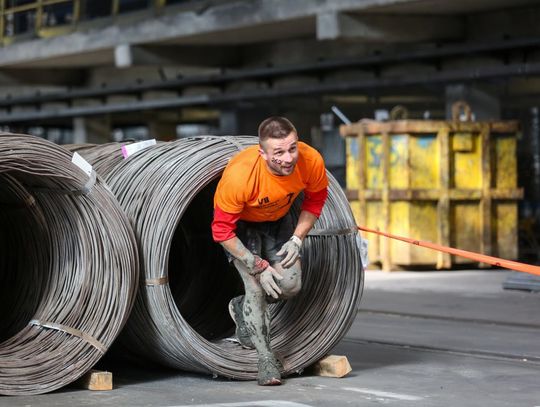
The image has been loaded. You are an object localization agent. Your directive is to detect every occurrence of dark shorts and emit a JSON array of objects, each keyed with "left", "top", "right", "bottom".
[{"left": 228, "top": 212, "right": 295, "bottom": 265}]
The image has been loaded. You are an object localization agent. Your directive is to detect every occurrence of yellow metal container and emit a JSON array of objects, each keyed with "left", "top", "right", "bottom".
[{"left": 341, "top": 109, "right": 523, "bottom": 270}]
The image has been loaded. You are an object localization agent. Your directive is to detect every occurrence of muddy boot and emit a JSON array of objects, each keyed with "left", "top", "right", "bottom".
[
  {"left": 228, "top": 295, "right": 254, "bottom": 349},
  {"left": 257, "top": 355, "right": 282, "bottom": 386}
]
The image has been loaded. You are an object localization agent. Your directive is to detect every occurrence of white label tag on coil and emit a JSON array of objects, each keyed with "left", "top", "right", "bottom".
[
  {"left": 121, "top": 139, "right": 156, "bottom": 159},
  {"left": 356, "top": 234, "right": 369, "bottom": 268},
  {"left": 71, "top": 152, "right": 93, "bottom": 177}
]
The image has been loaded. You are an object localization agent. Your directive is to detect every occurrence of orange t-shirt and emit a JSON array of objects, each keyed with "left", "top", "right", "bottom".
[{"left": 214, "top": 142, "right": 328, "bottom": 222}]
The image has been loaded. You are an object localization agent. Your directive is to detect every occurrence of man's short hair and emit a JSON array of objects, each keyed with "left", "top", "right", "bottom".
[{"left": 258, "top": 116, "right": 297, "bottom": 143}]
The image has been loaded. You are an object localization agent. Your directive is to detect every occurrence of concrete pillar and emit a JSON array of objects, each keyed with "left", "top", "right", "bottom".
[
  {"left": 518, "top": 107, "right": 540, "bottom": 215},
  {"left": 320, "top": 112, "right": 346, "bottom": 186},
  {"left": 148, "top": 121, "right": 177, "bottom": 141},
  {"left": 445, "top": 84, "right": 500, "bottom": 121},
  {"left": 114, "top": 44, "right": 133, "bottom": 68},
  {"left": 72, "top": 116, "right": 111, "bottom": 144}
]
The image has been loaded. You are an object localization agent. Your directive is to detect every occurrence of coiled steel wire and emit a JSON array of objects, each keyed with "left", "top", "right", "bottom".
[
  {"left": 0, "top": 133, "right": 139, "bottom": 395},
  {"left": 73, "top": 136, "right": 363, "bottom": 380}
]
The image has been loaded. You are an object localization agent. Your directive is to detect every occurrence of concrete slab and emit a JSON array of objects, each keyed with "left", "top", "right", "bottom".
[
  {"left": 361, "top": 270, "right": 540, "bottom": 326},
  {"left": 349, "top": 312, "right": 540, "bottom": 360},
  {"left": 4, "top": 340, "right": 540, "bottom": 407},
  {"left": 2, "top": 270, "right": 540, "bottom": 406}
]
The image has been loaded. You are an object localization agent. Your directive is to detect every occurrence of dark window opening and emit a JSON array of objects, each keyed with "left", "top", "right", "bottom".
[
  {"left": 118, "top": 0, "right": 150, "bottom": 13},
  {"left": 81, "top": 0, "right": 113, "bottom": 19},
  {"left": 43, "top": 3, "right": 74, "bottom": 27}
]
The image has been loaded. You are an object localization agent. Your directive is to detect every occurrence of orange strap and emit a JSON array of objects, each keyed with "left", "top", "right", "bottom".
[{"left": 358, "top": 225, "right": 540, "bottom": 277}]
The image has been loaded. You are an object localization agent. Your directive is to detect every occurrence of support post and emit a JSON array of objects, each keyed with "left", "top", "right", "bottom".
[
  {"left": 479, "top": 124, "right": 492, "bottom": 266},
  {"left": 437, "top": 126, "right": 452, "bottom": 269},
  {"left": 381, "top": 128, "right": 391, "bottom": 271}
]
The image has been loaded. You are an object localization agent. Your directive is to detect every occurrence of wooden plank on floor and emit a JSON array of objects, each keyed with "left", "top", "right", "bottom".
[
  {"left": 78, "top": 369, "right": 113, "bottom": 391},
  {"left": 312, "top": 355, "right": 352, "bottom": 378}
]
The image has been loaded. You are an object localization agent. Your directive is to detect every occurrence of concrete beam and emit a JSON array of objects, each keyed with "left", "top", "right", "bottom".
[
  {"left": 0, "top": 68, "right": 85, "bottom": 86},
  {"left": 1, "top": 59, "right": 538, "bottom": 124},
  {"left": 0, "top": 0, "right": 427, "bottom": 68},
  {"left": 468, "top": 5, "right": 540, "bottom": 40},
  {"left": 114, "top": 44, "right": 240, "bottom": 68},
  {"left": 317, "top": 11, "right": 464, "bottom": 42}
]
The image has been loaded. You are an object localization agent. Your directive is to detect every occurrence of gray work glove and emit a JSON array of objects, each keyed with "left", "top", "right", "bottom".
[
  {"left": 277, "top": 235, "right": 302, "bottom": 268},
  {"left": 258, "top": 267, "right": 283, "bottom": 299}
]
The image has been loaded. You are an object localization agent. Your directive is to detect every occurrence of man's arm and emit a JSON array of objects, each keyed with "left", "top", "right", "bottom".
[
  {"left": 277, "top": 187, "right": 328, "bottom": 268},
  {"left": 220, "top": 236, "right": 284, "bottom": 299},
  {"left": 213, "top": 206, "right": 276, "bottom": 279},
  {"left": 220, "top": 236, "right": 258, "bottom": 270},
  {"left": 292, "top": 210, "right": 318, "bottom": 241}
]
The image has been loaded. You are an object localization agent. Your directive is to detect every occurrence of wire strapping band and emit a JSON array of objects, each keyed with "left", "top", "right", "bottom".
[
  {"left": 195, "top": 135, "right": 245, "bottom": 152},
  {"left": 308, "top": 227, "right": 358, "bottom": 236},
  {"left": 29, "top": 319, "right": 107, "bottom": 354},
  {"left": 221, "top": 136, "right": 246, "bottom": 152},
  {"left": 28, "top": 170, "right": 97, "bottom": 196},
  {"left": 80, "top": 170, "right": 97, "bottom": 195},
  {"left": 145, "top": 276, "right": 169, "bottom": 286}
]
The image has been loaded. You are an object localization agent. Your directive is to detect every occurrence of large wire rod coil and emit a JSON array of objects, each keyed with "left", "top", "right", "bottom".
[
  {"left": 76, "top": 136, "right": 363, "bottom": 379},
  {"left": 0, "top": 134, "right": 139, "bottom": 395}
]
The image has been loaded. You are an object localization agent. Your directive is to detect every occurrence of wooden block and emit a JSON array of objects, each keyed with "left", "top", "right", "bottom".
[
  {"left": 78, "top": 370, "right": 113, "bottom": 391},
  {"left": 312, "top": 355, "right": 352, "bottom": 378}
]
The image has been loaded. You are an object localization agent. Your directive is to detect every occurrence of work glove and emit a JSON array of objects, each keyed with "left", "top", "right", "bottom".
[
  {"left": 277, "top": 235, "right": 302, "bottom": 268},
  {"left": 258, "top": 267, "right": 283, "bottom": 299}
]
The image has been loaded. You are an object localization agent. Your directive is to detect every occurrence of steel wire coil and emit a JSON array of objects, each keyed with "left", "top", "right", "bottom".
[
  {"left": 0, "top": 133, "right": 139, "bottom": 395},
  {"left": 66, "top": 141, "right": 133, "bottom": 175},
  {"left": 74, "top": 136, "right": 363, "bottom": 379}
]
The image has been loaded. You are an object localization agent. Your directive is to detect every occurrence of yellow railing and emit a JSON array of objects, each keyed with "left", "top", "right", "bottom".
[{"left": 0, "top": 0, "right": 186, "bottom": 44}]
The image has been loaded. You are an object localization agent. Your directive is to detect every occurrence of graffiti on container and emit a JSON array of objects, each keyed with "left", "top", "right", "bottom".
[
  {"left": 417, "top": 135, "right": 436, "bottom": 149},
  {"left": 366, "top": 135, "right": 408, "bottom": 188},
  {"left": 367, "top": 135, "right": 408, "bottom": 168},
  {"left": 349, "top": 138, "right": 359, "bottom": 157},
  {"left": 391, "top": 135, "right": 407, "bottom": 167}
]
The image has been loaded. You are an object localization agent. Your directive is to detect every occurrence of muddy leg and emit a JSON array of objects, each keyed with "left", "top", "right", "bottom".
[
  {"left": 233, "top": 259, "right": 281, "bottom": 385},
  {"left": 234, "top": 259, "right": 272, "bottom": 356}
]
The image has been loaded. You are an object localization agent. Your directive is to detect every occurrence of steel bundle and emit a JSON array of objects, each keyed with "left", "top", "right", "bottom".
[
  {"left": 74, "top": 136, "right": 363, "bottom": 380},
  {"left": 0, "top": 134, "right": 139, "bottom": 395}
]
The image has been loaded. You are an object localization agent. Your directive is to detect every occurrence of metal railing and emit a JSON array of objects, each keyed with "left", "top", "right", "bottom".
[{"left": 0, "top": 0, "right": 191, "bottom": 44}]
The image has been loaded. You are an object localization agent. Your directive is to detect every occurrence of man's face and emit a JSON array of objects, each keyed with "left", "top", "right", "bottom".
[{"left": 259, "top": 131, "right": 299, "bottom": 176}]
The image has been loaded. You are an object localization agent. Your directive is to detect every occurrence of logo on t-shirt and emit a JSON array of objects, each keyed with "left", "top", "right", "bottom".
[
  {"left": 256, "top": 192, "right": 296, "bottom": 210},
  {"left": 285, "top": 192, "right": 294, "bottom": 204}
]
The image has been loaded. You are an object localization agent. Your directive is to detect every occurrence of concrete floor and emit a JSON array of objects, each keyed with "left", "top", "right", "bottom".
[{"left": 3, "top": 270, "right": 540, "bottom": 406}]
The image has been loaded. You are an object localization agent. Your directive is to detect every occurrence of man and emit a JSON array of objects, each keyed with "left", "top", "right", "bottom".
[{"left": 212, "top": 116, "right": 328, "bottom": 385}]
